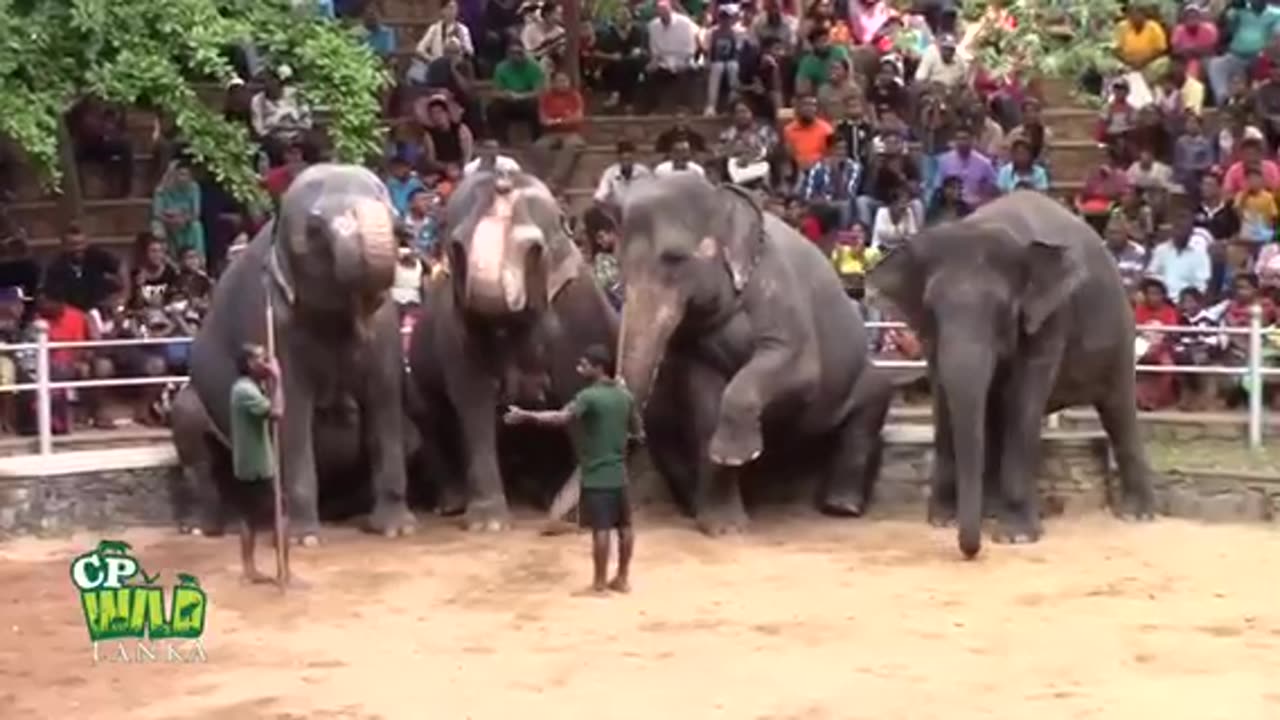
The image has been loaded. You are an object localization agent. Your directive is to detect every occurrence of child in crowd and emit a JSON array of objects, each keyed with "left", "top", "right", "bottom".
[{"left": 1235, "top": 167, "right": 1279, "bottom": 245}]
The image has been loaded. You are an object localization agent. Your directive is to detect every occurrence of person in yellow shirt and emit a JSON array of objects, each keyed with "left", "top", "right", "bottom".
[
  {"left": 829, "top": 224, "right": 882, "bottom": 297},
  {"left": 1235, "top": 166, "right": 1279, "bottom": 244},
  {"left": 1114, "top": 5, "right": 1168, "bottom": 70}
]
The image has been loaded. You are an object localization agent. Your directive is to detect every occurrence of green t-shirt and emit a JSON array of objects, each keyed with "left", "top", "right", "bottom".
[
  {"left": 230, "top": 377, "right": 274, "bottom": 481},
  {"left": 795, "top": 45, "right": 850, "bottom": 89},
  {"left": 570, "top": 380, "right": 634, "bottom": 490},
  {"left": 493, "top": 58, "right": 546, "bottom": 94}
]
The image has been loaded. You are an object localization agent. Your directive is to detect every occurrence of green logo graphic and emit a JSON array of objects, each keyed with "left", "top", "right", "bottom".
[{"left": 69, "top": 540, "right": 209, "bottom": 662}]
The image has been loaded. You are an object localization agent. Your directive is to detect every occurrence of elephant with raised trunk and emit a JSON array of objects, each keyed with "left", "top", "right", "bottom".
[
  {"left": 407, "top": 170, "right": 617, "bottom": 530},
  {"left": 616, "top": 175, "right": 877, "bottom": 534},
  {"left": 868, "top": 190, "right": 1155, "bottom": 559},
  {"left": 174, "top": 164, "right": 415, "bottom": 544}
]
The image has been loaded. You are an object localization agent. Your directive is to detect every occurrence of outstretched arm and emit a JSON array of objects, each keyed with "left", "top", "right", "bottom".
[{"left": 504, "top": 400, "right": 579, "bottom": 428}]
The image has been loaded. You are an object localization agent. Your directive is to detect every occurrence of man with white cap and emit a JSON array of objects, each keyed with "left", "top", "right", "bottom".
[{"left": 914, "top": 33, "right": 968, "bottom": 89}]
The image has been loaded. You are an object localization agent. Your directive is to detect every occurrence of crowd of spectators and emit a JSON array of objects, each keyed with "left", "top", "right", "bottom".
[{"left": 6, "top": 0, "right": 1280, "bottom": 437}]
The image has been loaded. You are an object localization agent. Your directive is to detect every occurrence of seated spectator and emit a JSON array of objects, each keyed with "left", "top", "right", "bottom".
[
  {"left": 1130, "top": 104, "right": 1173, "bottom": 163},
  {"left": 594, "top": 7, "right": 649, "bottom": 109},
  {"left": 857, "top": 131, "right": 923, "bottom": 228},
  {"left": 1173, "top": 113, "right": 1216, "bottom": 194},
  {"left": 925, "top": 175, "right": 972, "bottom": 224},
  {"left": 1008, "top": 98, "right": 1053, "bottom": 166},
  {"left": 360, "top": 5, "right": 396, "bottom": 61},
  {"left": 654, "top": 139, "right": 706, "bottom": 178},
  {"left": 489, "top": 43, "right": 545, "bottom": 144},
  {"left": 422, "top": 96, "right": 475, "bottom": 171},
  {"left": 703, "top": 6, "right": 744, "bottom": 116},
  {"left": 174, "top": 246, "right": 212, "bottom": 314},
  {"left": 849, "top": 0, "right": 896, "bottom": 48},
  {"left": 655, "top": 110, "right": 710, "bottom": 156},
  {"left": 1076, "top": 145, "right": 1133, "bottom": 233},
  {"left": 1235, "top": 166, "right": 1279, "bottom": 244},
  {"left": 478, "top": 0, "right": 523, "bottom": 72},
  {"left": 1207, "top": 0, "right": 1276, "bottom": 105},
  {"left": 751, "top": 0, "right": 800, "bottom": 54},
  {"left": 391, "top": 236, "right": 426, "bottom": 313},
  {"left": 42, "top": 224, "right": 123, "bottom": 314},
  {"left": 593, "top": 141, "right": 652, "bottom": 208},
  {"left": 914, "top": 32, "right": 968, "bottom": 90},
  {"left": 384, "top": 155, "right": 426, "bottom": 218},
  {"left": 588, "top": 222, "right": 623, "bottom": 310},
  {"left": 935, "top": 125, "right": 998, "bottom": 208},
  {"left": 1213, "top": 237, "right": 1257, "bottom": 299},
  {"left": 1170, "top": 3, "right": 1218, "bottom": 81},
  {"left": 1154, "top": 57, "right": 1205, "bottom": 125},
  {"left": 1148, "top": 211, "right": 1212, "bottom": 300},
  {"left": 1104, "top": 213, "right": 1150, "bottom": 294},
  {"left": 150, "top": 160, "right": 205, "bottom": 261},
  {"left": 1132, "top": 277, "right": 1180, "bottom": 410},
  {"left": 1127, "top": 146, "right": 1175, "bottom": 194},
  {"left": 1256, "top": 235, "right": 1280, "bottom": 288},
  {"left": 870, "top": 188, "right": 920, "bottom": 252},
  {"left": 37, "top": 293, "right": 104, "bottom": 431},
  {"left": 1114, "top": 3, "right": 1168, "bottom": 75},
  {"left": 795, "top": 28, "right": 850, "bottom": 97},
  {"left": 833, "top": 95, "right": 874, "bottom": 168},
  {"left": 645, "top": 0, "right": 700, "bottom": 111},
  {"left": 522, "top": 2, "right": 567, "bottom": 74},
  {"left": 261, "top": 141, "right": 309, "bottom": 204},
  {"left": 1254, "top": 61, "right": 1280, "bottom": 151},
  {"left": 0, "top": 236, "right": 39, "bottom": 310},
  {"left": 996, "top": 137, "right": 1048, "bottom": 194},
  {"left": 1220, "top": 273, "right": 1279, "bottom": 400},
  {"left": 818, "top": 58, "right": 864, "bottom": 124},
  {"left": 865, "top": 56, "right": 910, "bottom": 120},
  {"left": 1172, "top": 286, "right": 1226, "bottom": 410},
  {"left": 530, "top": 71, "right": 586, "bottom": 189},
  {"left": 414, "top": 40, "right": 481, "bottom": 130},
  {"left": 0, "top": 287, "right": 22, "bottom": 430},
  {"left": 249, "top": 66, "right": 312, "bottom": 167},
  {"left": 719, "top": 100, "right": 780, "bottom": 187},
  {"left": 796, "top": 136, "right": 859, "bottom": 228},
  {"left": 130, "top": 233, "right": 179, "bottom": 310},
  {"left": 402, "top": 188, "right": 443, "bottom": 255},
  {"left": 67, "top": 97, "right": 133, "bottom": 198},
  {"left": 410, "top": 0, "right": 475, "bottom": 83},
  {"left": 783, "top": 95, "right": 834, "bottom": 175},
  {"left": 1193, "top": 172, "right": 1242, "bottom": 243},
  {"left": 829, "top": 222, "right": 880, "bottom": 298},
  {"left": 1223, "top": 127, "right": 1280, "bottom": 194},
  {"left": 464, "top": 138, "right": 522, "bottom": 175},
  {"left": 1112, "top": 185, "right": 1157, "bottom": 247},
  {"left": 1096, "top": 79, "right": 1138, "bottom": 149},
  {"left": 742, "top": 37, "right": 788, "bottom": 122}
]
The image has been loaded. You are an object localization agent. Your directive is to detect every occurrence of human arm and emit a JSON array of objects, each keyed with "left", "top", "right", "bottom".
[
  {"left": 503, "top": 400, "right": 579, "bottom": 427},
  {"left": 249, "top": 94, "right": 268, "bottom": 138},
  {"left": 458, "top": 124, "right": 474, "bottom": 165},
  {"left": 232, "top": 378, "right": 275, "bottom": 419},
  {"left": 416, "top": 24, "right": 440, "bottom": 59}
]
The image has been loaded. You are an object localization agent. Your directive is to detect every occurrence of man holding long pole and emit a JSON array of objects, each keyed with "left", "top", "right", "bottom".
[{"left": 228, "top": 343, "right": 290, "bottom": 585}]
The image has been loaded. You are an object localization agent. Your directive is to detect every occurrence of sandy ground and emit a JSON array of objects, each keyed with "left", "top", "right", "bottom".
[{"left": 2, "top": 511, "right": 1279, "bottom": 720}]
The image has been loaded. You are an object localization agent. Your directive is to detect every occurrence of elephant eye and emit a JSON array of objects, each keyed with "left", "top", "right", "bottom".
[{"left": 659, "top": 250, "right": 688, "bottom": 266}]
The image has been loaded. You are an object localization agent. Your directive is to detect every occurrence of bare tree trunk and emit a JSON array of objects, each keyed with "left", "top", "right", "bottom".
[
  {"left": 56, "top": 113, "right": 84, "bottom": 220},
  {"left": 564, "top": 0, "right": 581, "bottom": 88}
]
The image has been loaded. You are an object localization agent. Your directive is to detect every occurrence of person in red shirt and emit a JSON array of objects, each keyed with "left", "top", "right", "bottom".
[
  {"left": 35, "top": 294, "right": 112, "bottom": 430},
  {"left": 1133, "top": 278, "right": 1181, "bottom": 410},
  {"left": 530, "top": 70, "right": 586, "bottom": 190},
  {"left": 260, "top": 142, "right": 308, "bottom": 204}
]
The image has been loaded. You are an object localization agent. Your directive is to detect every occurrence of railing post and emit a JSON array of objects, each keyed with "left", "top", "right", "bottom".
[
  {"left": 1247, "top": 303, "right": 1264, "bottom": 451},
  {"left": 33, "top": 319, "right": 52, "bottom": 456}
]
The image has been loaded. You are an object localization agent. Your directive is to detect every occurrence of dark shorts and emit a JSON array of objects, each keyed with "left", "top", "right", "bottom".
[
  {"left": 229, "top": 477, "right": 279, "bottom": 529},
  {"left": 580, "top": 486, "right": 631, "bottom": 531}
]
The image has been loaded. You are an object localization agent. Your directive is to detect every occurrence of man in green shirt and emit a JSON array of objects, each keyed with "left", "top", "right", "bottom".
[
  {"left": 489, "top": 42, "right": 545, "bottom": 144},
  {"left": 229, "top": 343, "right": 283, "bottom": 585},
  {"left": 504, "top": 345, "right": 637, "bottom": 595},
  {"left": 795, "top": 28, "right": 850, "bottom": 96}
]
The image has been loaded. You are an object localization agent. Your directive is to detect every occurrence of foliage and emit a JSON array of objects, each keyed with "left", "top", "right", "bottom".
[
  {"left": 0, "top": 0, "right": 389, "bottom": 206},
  {"left": 956, "top": 0, "right": 1185, "bottom": 91}
]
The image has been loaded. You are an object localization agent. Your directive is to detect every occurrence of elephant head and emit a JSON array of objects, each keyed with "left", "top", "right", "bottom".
[
  {"left": 275, "top": 164, "right": 397, "bottom": 331},
  {"left": 616, "top": 175, "right": 762, "bottom": 409},
  {"left": 866, "top": 196, "right": 1088, "bottom": 558},
  {"left": 444, "top": 170, "right": 581, "bottom": 320}
]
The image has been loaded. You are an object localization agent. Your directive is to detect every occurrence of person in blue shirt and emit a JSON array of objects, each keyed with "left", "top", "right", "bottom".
[
  {"left": 1207, "top": 0, "right": 1277, "bottom": 103},
  {"left": 383, "top": 155, "right": 426, "bottom": 218},
  {"left": 996, "top": 137, "right": 1050, "bottom": 194},
  {"left": 361, "top": 5, "right": 396, "bottom": 60}
]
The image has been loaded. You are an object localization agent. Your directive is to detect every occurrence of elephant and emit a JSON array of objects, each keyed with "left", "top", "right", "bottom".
[
  {"left": 174, "top": 163, "right": 415, "bottom": 545},
  {"left": 406, "top": 170, "right": 618, "bottom": 530},
  {"left": 867, "top": 190, "right": 1155, "bottom": 559},
  {"left": 615, "top": 174, "right": 875, "bottom": 534}
]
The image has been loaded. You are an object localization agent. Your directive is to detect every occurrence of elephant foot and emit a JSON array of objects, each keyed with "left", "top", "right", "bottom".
[
  {"left": 366, "top": 502, "right": 417, "bottom": 538},
  {"left": 436, "top": 484, "right": 468, "bottom": 517},
  {"left": 463, "top": 499, "right": 511, "bottom": 532},
  {"left": 1114, "top": 489, "right": 1156, "bottom": 522},
  {"left": 708, "top": 414, "right": 763, "bottom": 468},
  {"left": 991, "top": 514, "right": 1042, "bottom": 545},
  {"left": 927, "top": 501, "right": 957, "bottom": 528},
  {"left": 819, "top": 493, "right": 866, "bottom": 518},
  {"left": 696, "top": 502, "right": 749, "bottom": 537},
  {"left": 295, "top": 532, "right": 322, "bottom": 548}
]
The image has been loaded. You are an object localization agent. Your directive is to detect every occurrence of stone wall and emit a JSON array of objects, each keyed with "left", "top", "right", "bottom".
[{"left": 0, "top": 465, "right": 181, "bottom": 537}]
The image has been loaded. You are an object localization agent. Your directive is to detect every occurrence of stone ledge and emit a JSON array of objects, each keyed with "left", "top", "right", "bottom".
[{"left": 0, "top": 445, "right": 177, "bottom": 479}]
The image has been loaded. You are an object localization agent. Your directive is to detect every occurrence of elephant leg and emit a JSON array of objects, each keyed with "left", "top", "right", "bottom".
[
  {"left": 1095, "top": 380, "right": 1156, "bottom": 521},
  {"left": 927, "top": 385, "right": 958, "bottom": 527},
  {"left": 983, "top": 393, "right": 1005, "bottom": 519},
  {"left": 992, "top": 359, "right": 1056, "bottom": 544},
  {"left": 279, "top": 352, "right": 321, "bottom": 546},
  {"left": 686, "top": 362, "right": 746, "bottom": 535},
  {"left": 359, "top": 334, "right": 416, "bottom": 538},
  {"left": 452, "top": 372, "right": 510, "bottom": 531},
  {"left": 414, "top": 404, "right": 467, "bottom": 516},
  {"left": 642, "top": 360, "right": 700, "bottom": 515},
  {"left": 820, "top": 372, "right": 892, "bottom": 517}
]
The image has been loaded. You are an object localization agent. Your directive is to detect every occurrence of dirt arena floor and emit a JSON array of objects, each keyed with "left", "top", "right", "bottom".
[{"left": 2, "top": 511, "right": 1279, "bottom": 720}]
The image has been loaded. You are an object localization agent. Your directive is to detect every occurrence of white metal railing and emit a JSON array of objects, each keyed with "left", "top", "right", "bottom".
[{"left": 3, "top": 303, "right": 1274, "bottom": 456}]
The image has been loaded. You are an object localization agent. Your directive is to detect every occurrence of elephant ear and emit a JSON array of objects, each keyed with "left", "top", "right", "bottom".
[
  {"left": 713, "top": 184, "right": 764, "bottom": 292},
  {"left": 545, "top": 233, "right": 584, "bottom": 302},
  {"left": 1017, "top": 232, "right": 1088, "bottom": 337},
  {"left": 866, "top": 244, "right": 926, "bottom": 330}
]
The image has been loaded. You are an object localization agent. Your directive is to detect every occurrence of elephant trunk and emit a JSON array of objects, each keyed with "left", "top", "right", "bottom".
[
  {"left": 463, "top": 194, "right": 531, "bottom": 316},
  {"left": 618, "top": 279, "right": 683, "bottom": 410},
  {"left": 334, "top": 198, "right": 397, "bottom": 317},
  {"left": 937, "top": 341, "right": 993, "bottom": 560}
]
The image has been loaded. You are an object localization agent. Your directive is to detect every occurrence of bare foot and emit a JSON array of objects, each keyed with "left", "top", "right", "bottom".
[
  {"left": 572, "top": 584, "right": 609, "bottom": 598},
  {"left": 243, "top": 570, "right": 274, "bottom": 585},
  {"left": 279, "top": 574, "right": 310, "bottom": 590},
  {"left": 607, "top": 577, "right": 631, "bottom": 594}
]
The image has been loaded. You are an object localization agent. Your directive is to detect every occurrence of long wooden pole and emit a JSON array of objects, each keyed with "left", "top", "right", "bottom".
[{"left": 263, "top": 273, "right": 289, "bottom": 590}]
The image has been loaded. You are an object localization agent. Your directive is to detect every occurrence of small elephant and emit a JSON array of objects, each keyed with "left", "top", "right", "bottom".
[
  {"left": 616, "top": 175, "right": 874, "bottom": 534},
  {"left": 407, "top": 170, "right": 618, "bottom": 530},
  {"left": 178, "top": 164, "right": 415, "bottom": 544},
  {"left": 868, "top": 190, "right": 1155, "bottom": 559}
]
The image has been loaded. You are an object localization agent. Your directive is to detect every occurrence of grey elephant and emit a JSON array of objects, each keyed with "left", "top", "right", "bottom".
[
  {"left": 407, "top": 170, "right": 618, "bottom": 530},
  {"left": 867, "top": 190, "right": 1155, "bottom": 559},
  {"left": 173, "top": 164, "right": 415, "bottom": 544},
  {"left": 616, "top": 175, "right": 876, "bottom": 534}
]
